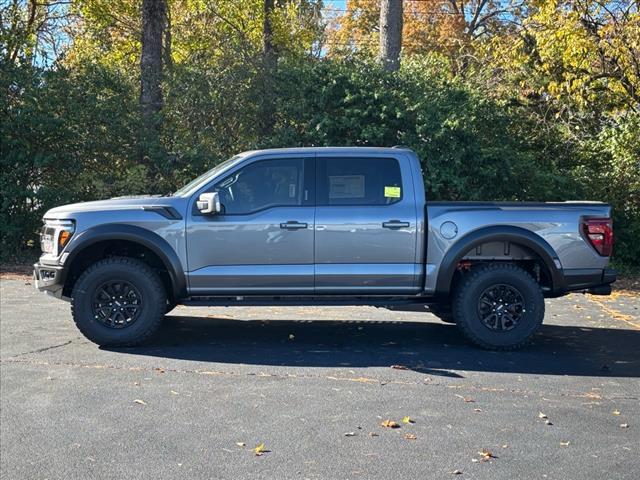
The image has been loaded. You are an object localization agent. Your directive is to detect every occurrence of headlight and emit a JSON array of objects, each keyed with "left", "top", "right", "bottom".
[{"left": 40, "top": 220, "right": 75, "bottom": 255}]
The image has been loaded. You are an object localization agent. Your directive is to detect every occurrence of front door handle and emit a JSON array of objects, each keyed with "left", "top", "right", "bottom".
[
  {"left": 382, "top": 220, "right": 410, "bottom": 229},
  {"left": 280, "top": 221, "right": 308, "bottom": 230}
]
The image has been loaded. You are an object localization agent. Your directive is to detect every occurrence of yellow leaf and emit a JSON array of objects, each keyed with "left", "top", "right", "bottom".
[
  {"left": 381, "top": 420, "right": 400, "bottom": 428},
  {"left": 253, "top": 443, "right": 267, "bottom": 455},
  {"left": 478, "top": 449, "right": 495, "bottom": 461},
  {"left": 402, "top": 416, "right": 414, "bottom": 424}
]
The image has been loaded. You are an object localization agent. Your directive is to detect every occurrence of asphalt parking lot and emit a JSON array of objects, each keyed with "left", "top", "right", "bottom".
[{"left": 1, "top": 277, "right": 639, "bottom": 480}]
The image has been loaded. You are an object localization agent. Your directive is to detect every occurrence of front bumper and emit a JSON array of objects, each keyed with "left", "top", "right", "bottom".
[{"left": 33, "top": 262, "right": 66, "bottom": 299}]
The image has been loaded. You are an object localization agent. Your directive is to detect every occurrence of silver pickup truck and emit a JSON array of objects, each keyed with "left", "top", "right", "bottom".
[{"left": 34, "top": 147, "right": 616, "bottom": 350}]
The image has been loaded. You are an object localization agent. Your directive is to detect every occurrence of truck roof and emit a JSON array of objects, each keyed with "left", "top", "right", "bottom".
[{"left": 241, "top": 146, "right": 414, "bottom": 156}]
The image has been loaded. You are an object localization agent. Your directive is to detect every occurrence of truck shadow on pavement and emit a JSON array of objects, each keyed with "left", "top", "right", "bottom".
[{"left": 107, "top": 315, "right": 640, "bottom": 378}]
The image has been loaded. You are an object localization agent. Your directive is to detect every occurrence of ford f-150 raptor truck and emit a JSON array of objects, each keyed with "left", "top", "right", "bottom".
[{"left": 34, "top": 147, "right": 617, "bottom": 350}]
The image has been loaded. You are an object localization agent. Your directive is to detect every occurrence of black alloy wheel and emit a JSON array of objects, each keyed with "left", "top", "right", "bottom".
[{"left": 92, "top": 280, "right": 143, "bottom": 329}]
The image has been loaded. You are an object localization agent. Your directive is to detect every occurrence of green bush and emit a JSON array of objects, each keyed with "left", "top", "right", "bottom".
[
  {"left": 270, "top": 58, "right": 576, "bottom": 202},
  {"left": 1, "top": 57, "right": 637, "bottom": 267},
  {"left": 1, "top": 63, "right": 140, "bottom": 258}
]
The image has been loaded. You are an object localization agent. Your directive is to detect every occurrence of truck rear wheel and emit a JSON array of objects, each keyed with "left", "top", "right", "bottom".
[
  {"left": 71, "top": 257, "right": 166, "bottom": 347},
  {"left": 452, "top": 263, "right": 544, "bottom": 350}
]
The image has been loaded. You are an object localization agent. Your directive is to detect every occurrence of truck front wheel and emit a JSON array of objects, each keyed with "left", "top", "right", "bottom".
[
  {"left": 71, "top": 257, "right": 167, "bottom": 347},
  {"left": 452, "top": 264, "right": 544, "bottom": 350}
]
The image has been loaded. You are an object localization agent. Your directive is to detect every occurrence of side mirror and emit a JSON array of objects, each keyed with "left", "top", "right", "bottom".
[{"left": 196, "top": 192, "right": 221, "bottom": 214}]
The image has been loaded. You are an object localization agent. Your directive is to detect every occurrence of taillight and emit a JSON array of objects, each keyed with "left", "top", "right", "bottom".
[{"left": 582, "top": 218, "right": 613, "bottom": 256}]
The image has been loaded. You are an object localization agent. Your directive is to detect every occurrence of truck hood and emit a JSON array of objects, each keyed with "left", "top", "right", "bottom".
[{"left": 43, "top": 195, "right": 171, "bottom": 219}]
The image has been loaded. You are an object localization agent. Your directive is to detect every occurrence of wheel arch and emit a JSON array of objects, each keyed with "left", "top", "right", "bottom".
[
  {"left": 62, "top": 224, "right": 187, "bottom": 301},
  {"left": 435, "top": 225, "right": 564, "bottom": 296}
]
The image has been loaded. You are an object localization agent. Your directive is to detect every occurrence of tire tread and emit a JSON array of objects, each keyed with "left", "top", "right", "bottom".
[
  {"left": 71, "top": 256, "right": 166, "bottom": 347},
  {"left": 452, "top": 263, "right": 543, "bottom": 351}
]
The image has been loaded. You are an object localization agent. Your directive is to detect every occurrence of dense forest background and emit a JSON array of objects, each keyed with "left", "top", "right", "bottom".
[{"left": 1, "top": 0, "right": 638, "bottom": 267}]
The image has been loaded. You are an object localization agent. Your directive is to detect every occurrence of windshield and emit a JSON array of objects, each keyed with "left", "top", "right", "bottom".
[{"left": 173, "top": 154, "right": 245, "bottom": 197}]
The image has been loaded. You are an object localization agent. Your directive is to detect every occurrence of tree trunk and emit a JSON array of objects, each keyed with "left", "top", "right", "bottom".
[
  {"left": 164, "top": 6, "right": 173, "bottom": 71},
  {"left": 140, "top": 0, "right": 166, "bottom": 160},
  {"left": 259, "top": 0, "right": 277, "bottom": 137},
  {"left": 379, "top": 0, "right": 403, "bottom": 72}
]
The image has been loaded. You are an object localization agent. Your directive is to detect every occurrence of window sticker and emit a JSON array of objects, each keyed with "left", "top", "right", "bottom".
[
  {"left": 384, "top": 186, "right": 401, "bottom": 198},
  {"left": 329, "top": 175, "right": 365, "bottom": 199}
]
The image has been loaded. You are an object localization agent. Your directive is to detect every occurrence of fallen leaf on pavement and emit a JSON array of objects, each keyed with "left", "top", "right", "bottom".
[
  {"left": 455, "top": 394, "right": 475, "bottom": 403},
  {"left": 613, "top": 410, "right": 621, "bottom": 416},
  {"left": 344, "top": 432, "right": 357, "bottom": 437},
  {"left": 474, "top": 408, "right": 483, "bottom": 412},
  {"left": 381, "top": 420, "right": 400, "bottom": 428},
  {"left": 170, "top": 390, "right": 179, "bottom": 395},
  {"left": 620, "top": 423, "right": 629, "bottom": 428},
  {"left": 236, "top": 442, "right": 245, "bottom": 447},
  {"left": 133, "top": 399, "right": 147, "bottom": 405},
  {"left": 452, "top": 470, "right": 463, "bottom": 475},
  {"left": 402, "top": 416, "right": 414, "bottom": 424},
  {"left": 253, "top": 443, "right": 268, "bottom": 456},
  {"left": 560, "top": 441, "right": 570, "bottom": 446},
  {"left": 390, "top": 365, "right": 408, "bottom": 370},
  {"left": 545, "top": 419, "right": 553, "bottom": 426},
  {"left": 538, "top": 412, "right": 548, "bottom": 419},
  {"left": 404, "top": 433, "right": 417, "bottom": 440},
  {"left": 477, "top": 449, "right": 495, "bottom": 462},
  {"left": 501, "top": 444, "right": 508, "bottom": 449}
]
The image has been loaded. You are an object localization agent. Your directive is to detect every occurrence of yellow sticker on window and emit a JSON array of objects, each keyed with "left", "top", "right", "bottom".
[{"left": 384, "top": 186, "right": 401, "bottom": 198}]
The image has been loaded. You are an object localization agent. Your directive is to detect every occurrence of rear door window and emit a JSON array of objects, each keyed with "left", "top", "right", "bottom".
[{"left": 316, "top": 157, "right": 403, "bottom": 206}]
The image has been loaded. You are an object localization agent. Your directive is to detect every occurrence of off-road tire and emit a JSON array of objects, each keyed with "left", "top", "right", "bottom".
[
  {"left": 452, "top": 263, "right": 544, "bottom": 350},
  {"left": 71, "top": 256, "right": 166, "bottom": 347}
]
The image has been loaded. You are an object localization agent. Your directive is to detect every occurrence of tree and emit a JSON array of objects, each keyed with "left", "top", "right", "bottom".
[
  {"left": 379, "top": 0, "right": 403, "bottom": 71},
  {"left": 259, "top": 0, "right": 278, "bottom": 135},
  {"left": 140, "top": 0, "right": 167, "bottom": 163},
  {"left": 327, "top": 1, "right": 523, "bottom": 73},
  {"left": 1, "top": 0, "right": 72, "bottom": 66}
]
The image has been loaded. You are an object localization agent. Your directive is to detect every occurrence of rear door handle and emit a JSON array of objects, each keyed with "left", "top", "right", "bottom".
[
  {"left": 382, "top": 220, "right": 410, "bottom": 229},
  {"left": 280, "top": 221, "right": 308, "bottom": 230}
]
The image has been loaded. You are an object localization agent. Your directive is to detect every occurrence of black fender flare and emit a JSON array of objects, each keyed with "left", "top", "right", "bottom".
[
  {"left": 434, "top": 225, "right": 564, "bottom": 296},
  {"left": 63, "top": 224, "right": 187, "bottom": 299}
]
